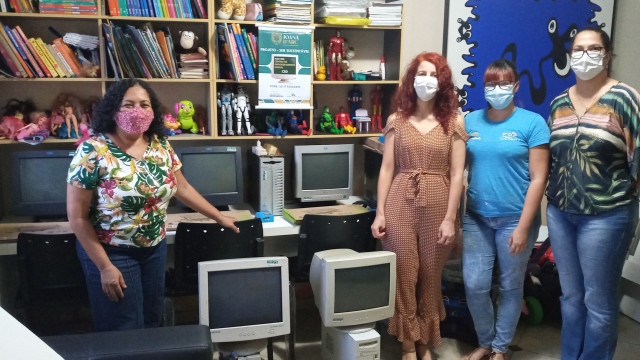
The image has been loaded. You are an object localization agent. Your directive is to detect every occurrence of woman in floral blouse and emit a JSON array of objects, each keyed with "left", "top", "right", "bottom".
[{"left": 67, "top": 79, "right": 239, "bottom": 331}]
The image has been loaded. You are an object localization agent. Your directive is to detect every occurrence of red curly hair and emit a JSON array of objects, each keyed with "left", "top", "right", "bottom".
[{"left": 392, "top": 52, "right": 458, "bottom": 133}]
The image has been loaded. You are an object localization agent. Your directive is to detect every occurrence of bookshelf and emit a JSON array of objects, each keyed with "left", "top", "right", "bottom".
[{"left": 0, "top": 0, "right": 404, "bottom": 143}]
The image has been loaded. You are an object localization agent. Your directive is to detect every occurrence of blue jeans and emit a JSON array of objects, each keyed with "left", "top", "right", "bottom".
[
  {"left": 547, "top": 200, "right": 638, "bottom": 360},
  {"left": 76, "top": 240, "right": 167, "bottom": 332},
  {"left": 462, "top": 211, "right": 539, "bottom": 353}
]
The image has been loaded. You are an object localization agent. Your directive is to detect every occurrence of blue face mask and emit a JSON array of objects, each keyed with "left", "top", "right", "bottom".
[{"left": 485, "top": 85, "right": 515, "bottom": 110}]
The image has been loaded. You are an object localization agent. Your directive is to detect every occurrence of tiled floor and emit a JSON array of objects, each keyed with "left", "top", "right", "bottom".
[{"left": 254, "top": 295, "right": 640, "bottom": 360}]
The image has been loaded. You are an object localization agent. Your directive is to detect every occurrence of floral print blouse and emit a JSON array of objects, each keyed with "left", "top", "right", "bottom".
[{"left": 67, "top": 133, "right": 182, "bottom": 247}]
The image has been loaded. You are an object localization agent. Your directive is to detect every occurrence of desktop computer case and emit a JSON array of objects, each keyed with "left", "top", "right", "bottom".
[
  {"left": 249, "top": 154, "right": 285, "bottom": 216},
  {"left": 321, "top": 324, "right": 381, "bottom": 360}
]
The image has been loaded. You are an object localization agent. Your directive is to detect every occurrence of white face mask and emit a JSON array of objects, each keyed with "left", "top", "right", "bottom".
[
  {"left": 485, "top": 85, "right": 515, "bottom": 110},
  {"left": 570, "top": 51, "right": 605, "bottom": 81},
  {"left": 414, "top": 75, "right": 439, "bottom": 102}
]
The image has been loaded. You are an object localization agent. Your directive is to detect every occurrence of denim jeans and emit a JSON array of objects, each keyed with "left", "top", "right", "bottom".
[
  {"left": 547, "top": 200, "right": 638, "bottom": 360},
  {"left": 76, "top": 240, "right": 167, "bottom": 332},
  {"left": 462, "top": 211, "right": 539, "bottom": 353}
]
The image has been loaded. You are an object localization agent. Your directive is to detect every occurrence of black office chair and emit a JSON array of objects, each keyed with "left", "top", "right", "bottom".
[
  {"left": 16, "top": 232, "right": 91, "bottom": 335},
  {"left": 293, "top": 211, "right": 377, "bottom": 282},
  {"left": 165, "top": 218, "right": 264, "bottom": 322}
]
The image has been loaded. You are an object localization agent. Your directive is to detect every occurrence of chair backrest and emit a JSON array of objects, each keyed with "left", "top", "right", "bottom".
[
  {"left": 295, "top": 211, "right": 377, "bottom": 281},
  {"left": 170, "top": 218, "right": 264, "bottom": 295},
  {"left": 16, "top": 232, "right": 87, "bottom": 304}
]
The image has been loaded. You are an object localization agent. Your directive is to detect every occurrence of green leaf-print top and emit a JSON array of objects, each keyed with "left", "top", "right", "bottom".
[
  {"left": 66, "top": 133, "right": 182, "bottom": 247},
  {"left": 547, "top": 83, "right": 640, "bottom": 215}
]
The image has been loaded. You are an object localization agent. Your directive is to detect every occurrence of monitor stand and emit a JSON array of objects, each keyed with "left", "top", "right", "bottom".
[
  {"left": 216, "top": 338, "right": 268, "bottom": 357},
  {"left": 320, "top": 323, "right": 380, "bottom": 360}
]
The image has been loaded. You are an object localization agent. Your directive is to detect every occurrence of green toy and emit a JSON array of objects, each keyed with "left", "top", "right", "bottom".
[
  {"left": 175, "top": 100, "right": 199, "bottom": 133},
  {"left": 319, "top": 106, "right": 343, "bottom": 134}
]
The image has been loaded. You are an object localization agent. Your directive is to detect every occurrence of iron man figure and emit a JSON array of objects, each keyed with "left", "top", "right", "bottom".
[{"left": 328, "top": 30, "right": 346, "bottom": 81}]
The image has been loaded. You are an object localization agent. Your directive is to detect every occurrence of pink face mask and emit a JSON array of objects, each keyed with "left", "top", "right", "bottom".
[{"left": 115, "top": 107, "right": 154, "bottom": 134}]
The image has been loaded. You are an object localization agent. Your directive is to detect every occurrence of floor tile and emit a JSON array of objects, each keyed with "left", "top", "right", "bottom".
[
  {"left": 510, "top": 349, "right": 559, "bottom": 360},
  {"left": 617, "top": 314, "right": 640, "bottom": 346},
  {"left": 614, "top": 340, "right": 640, "bottom": 360},
  {"left": 514, "top": 322, "right": 562, "bottom": 359}
]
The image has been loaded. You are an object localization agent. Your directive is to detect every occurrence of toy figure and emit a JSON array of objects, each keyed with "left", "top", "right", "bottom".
[
  {"left": 175, "top": 100, "right": 199, "bottom": 133},
  {"left": 163, "top": 114, "right": 181, "bottom": 136},
  {"left": 370, "top": 84, "right": 384, "bottom": 131},
  {"left": 62, "top": 100, "right": 79, "bottom": 139},
  {"left": 348, "top": 85, "right": 362, "bottom": 119},
  {"left": 234, "top": 86, "right": 253, "bottom": 135},
  {"left": 328, "top": 30, "right": 346, "bottom": 81},
  {"left": 266, "top": 111, "right": 286, "bottom": 137},
  {"left": 216, "top": 0, "right": 246, "bottom": 20},
  {"left": 178, "top": 30, "right": 207, "bottom": 57},
  {"left": 50, "top": 109, "right": 64, "bottom": 136},
  {"left": 287, "top": 110, "right": 312, "bottom": 135},
  {"left": 319, "top": 106, "right": 343, "bottom": 134},
  {"left": 0, "top": 115, "right": 26, "bottom": 139},
  {"left": 217, "top": 85, "right": 234, "bottom": 135},
  {"left": 335, "top": 107, "right": 356, "bottom": 134},
  {"left": 16, "top": 112, "right": 49, "bottom": 143}
]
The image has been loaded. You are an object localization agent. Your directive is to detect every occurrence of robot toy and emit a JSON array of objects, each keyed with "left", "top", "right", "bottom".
[
  {"left": 234, "top": 86, "right": 253, "bottom": 135},
  {"left": 335, "top": 107, "right": 356, "bottom": 134},
  {"left": 328, "top": 30, "right": 346, "bottom": 81},
  {"left": 370, "top": 84, "right": 384, "bottom": 131},
  {"left": 217, "top": 85, "right": 234, "bottom": 136},
  {"left": 348, "top": 85, "right": 362, "bottom": 119},
  {"left": 287, "top": 110, "right": 311, "bottom": 135},
  {"left": 319, "top": 106, "right": 343, "bottom": 134}
]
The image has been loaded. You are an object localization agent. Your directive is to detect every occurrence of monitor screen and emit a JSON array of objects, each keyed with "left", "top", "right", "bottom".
[
  {"left": 175, "top": 146, "right": 243, "bottom": 208},
  {"left": 310, "top": 249, "right": 396, "bottom": 328},
  {"left": 199, "top": 257, "right": 290, "bottom": 343},
  {"left": 12, "top": 150, "right": 75, "bottom": 217},
  {"left": 294, "top": 144, "right": 354, "bottom": 202}
]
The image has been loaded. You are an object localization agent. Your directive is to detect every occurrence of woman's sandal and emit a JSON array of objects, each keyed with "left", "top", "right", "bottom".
[
  {"left": 489, "top": 351, "right": 505, "bottom": 360},
  {"left": 461, "top": 347, "right": 492, "bottom": 360}
]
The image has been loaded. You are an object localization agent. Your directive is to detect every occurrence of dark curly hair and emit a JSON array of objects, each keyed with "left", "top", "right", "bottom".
[
  {"left": 91, "top": 79, "right": 165, "bottom": 139},
  {"left": 392, "top": 52, "right": 458, "bottom": 133}
]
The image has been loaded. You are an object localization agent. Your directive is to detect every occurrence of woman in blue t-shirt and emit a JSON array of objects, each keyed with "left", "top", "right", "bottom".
[{"left": 461, "top": 59, "right": 550, "bottom": 360}]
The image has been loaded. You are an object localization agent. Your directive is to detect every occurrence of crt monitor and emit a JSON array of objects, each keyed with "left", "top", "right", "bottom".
[
  {"left": 174, "top": 146, "right": 243, "bottom": 208},
  {"left": 294, "top": 144, "right": 354, "bottom": 202},
  {"left": 11, "top": 149, "right": 75, "bottom": 218},
  {"left": 310, "top": 248, "right": 396, "bottom": 328},
  {"left": 198, "top": 256, "right": 291, "bottom": 343}
]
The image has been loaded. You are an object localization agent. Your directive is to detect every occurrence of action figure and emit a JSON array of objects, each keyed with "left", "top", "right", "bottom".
[
  {"left": 335, "top": 107, "right": 356, "bottom": 134},
  {"left": 217, "top": 85, "right": 234, "bottom": 135},
  {"left": 370, "top": 84, "right": 384, "bottom": 131},
  {"left": 287, "top": 110, "right": 311, "bottom": 135},
  {"left": 62, "top": 100, "right": 79, "bottom": 139},
  {"left": 234, "top": 86, "right": 253, "bottom": 135},
  {"left": 266, "top": 111, "right": 286, "bottom": 137},
  {"left": 328, "top": 30, "right": 346, "bottom": 81},
  {"left": 175, "top": 100, "right": 199, "bottom": 133},
  {"left": 319, "top": 106, "right": 343, "bottom": 134},
  {"left": 348, "top": 85, "right": 362, "bottom": 119}
]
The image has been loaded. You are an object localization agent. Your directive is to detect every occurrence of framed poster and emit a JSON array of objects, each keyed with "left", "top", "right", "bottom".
[
  {"left": 444, "top": 0, "right": 616, "bottom": 118},
  {"left": 257, "top": 25, "right": 313, "bottom": 109}
]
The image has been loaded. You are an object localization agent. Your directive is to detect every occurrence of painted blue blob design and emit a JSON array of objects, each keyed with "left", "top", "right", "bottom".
[{"left": 457, "top": 0, "right": 603, "bottom": 118}]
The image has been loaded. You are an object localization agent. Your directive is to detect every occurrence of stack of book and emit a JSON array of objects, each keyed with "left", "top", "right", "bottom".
[
  {"left": 0, "top": 0, "right": 36, "bottom": 12},
  {"left": 178, "top": 52, "right": 207, "bottom": 79},
  {"left": 39, "top": 0, "right": 98, "bottom": 15},
  {"left": 0, "top": 21, "right": 95, "bottom": 78},
  {"left": 105, "top": 0, "right": 206, "bottom": 19},
  {"left": 215, "top": 23, "right": 257, "bottom": 81},
  {"left": 102, "top": 21, "right": 179, "bottom": 79},
  {"left": 264, "top": 0, "right": 312, "bottom": 24},
  {"left": 315, "top": 0, "right": 368, "bottom": 21},
  {"left": 368, "top": 0, "right": 403, "bottom": 27}
]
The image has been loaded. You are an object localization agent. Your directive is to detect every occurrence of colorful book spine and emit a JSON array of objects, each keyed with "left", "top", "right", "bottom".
[
  {"left": 194, "top": 0, "right": 206, "bottom": 19},
  {"left": 152, "top": 0, "right": 162, "bottom": 17},
  {"left": 26, "top": 37, "right": 56, "bottom": 77},
  {"left": 139, "top": 0, "right": 149, "bottom": 17},
  {"left": 225, "top": 24, "right": 244, "bottom": 80},
  {"left": 174, "top": 0, "right": 183, "bottom": 18},
  {"left": 0, "top": 25, "right": 32, "bottom": 77},
  {"left": 167, "top": 0, "right": 176, "bottom": 18},
  {"left": 17, "top": 27, "right": 52, "bottom": 78},
  {"left": 182, "top": 0, "right": 193, "bottom": 18},
  {"left": 241, "top": 28, "right": 257, "bottom": 73},
  {"left": 10, "top": 28, "right": 44, "bottom": 77},
  {"left": 47, "top": 43, "right": 73, "bottom": 77},
  {"left": 35, "top": 38, "right": 65, "bottom": 77},
  {"left": 0, "top": 39, "right": 22, "bottom": 77},
  {"left": 39, "top": 3, "right": 98, "bottom": 10},
  {"left": 117, "top": 0, "right": 128, "bottom": 16},
  {"left": 52, "top": 38, "right": 83, "bottom": 76},
  {"left": 232, "top": 24, "right": 253, "bottom": 80}
]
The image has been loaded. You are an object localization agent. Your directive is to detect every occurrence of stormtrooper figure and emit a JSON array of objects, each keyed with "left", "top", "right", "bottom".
[
  {"left": 217, "top": 84, "right": 234, "bottom": 135},
  {"left": 234, "top": 86, "right": 253, "bottom": 135}
]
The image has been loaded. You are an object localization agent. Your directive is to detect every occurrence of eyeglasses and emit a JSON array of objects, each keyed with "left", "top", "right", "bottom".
[
  {"left": 570, "top": 46, "right": 605, "bottom": 59},
  {"left": 484, "top": 81, "right": 514, "bottom": 90}
]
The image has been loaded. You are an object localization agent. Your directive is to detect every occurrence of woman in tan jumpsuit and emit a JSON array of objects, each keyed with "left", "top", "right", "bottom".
[{"left": 372, "top": 52, "right": 468, "bottom": 360}]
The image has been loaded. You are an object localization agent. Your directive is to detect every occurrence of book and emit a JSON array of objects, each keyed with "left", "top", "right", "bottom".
[
  {"left": 155, "top": 31, "right": 174, "bottom": 77},
  {"left": 52, "top": 38, "right": 82, "bottom": 76},
  {"left": 16, "top": 27, "right": 52, "bottom": 78},
  {"left": 160, "top": 0, "right": 169, "bottom": 18},
  {"left": 0, "top": 24, "right": 32, "bottom": 77},
  {"left": 193, "top": 0, "right": 206, "bottom": 19},
  {"left": 282, "top": 205, "right": 369, "bottom": 225},
  {"left": 226, "top": 24, "right": 245, "bottom": 80},
  {"left": 107, "top": 0, "right": 119, "bottom": 15},
  {"left": 241, "top": 28, "right": 256, "bottom": 73},
  {"left": 48, "top": 43, "right": 73, "bottom": 77},
  {"left": 35, "top": 38, "right": 65, "bottom": 77},
  {"left": 0, "top": 38, "right": 22, "bottom": 77},
  {"left": 39, "top": 3, "right": 98, "bottom": 10},
  {"left": 124, "top": 25, "right": 157, "bottom": 77},
  {"left": 232, "top": 23, "right": 254, "bottom": 80},
  {"left": 102, "top": 22, "right": 125, "bottom": 79},
  {"left": 167, "top": 0, "right": 176, "bottom": 18},
  {"left": 10, "top": 28, "right": 44, "bottom": 77},
  {"left": 117, "top": 0, "right": 128, "bottom": 16},
  {"left": 161, "top": 27, "right": 178, "bottom": 78},
  {"left": 140, "top": 24, "right": 169, "bottom": 76}
]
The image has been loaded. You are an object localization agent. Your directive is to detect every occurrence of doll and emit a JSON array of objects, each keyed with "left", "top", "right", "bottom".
[
  {"left": 287, "top": 110, "right": 311, "bottom": 135},
  {"left": 370, "top": 84, "right": 384, "bottom": 131},
  {"left": 163, "top": 113, "right": 181, "bottom": 136},
  {"left": 328, "top": 30, "right": 346, "bottom": 81},
  {"left": 52, "top": 94, "right": 81, "bottom": 139},
  {"left": 16, "top": 111, "right": 50, "bottom": 141}
]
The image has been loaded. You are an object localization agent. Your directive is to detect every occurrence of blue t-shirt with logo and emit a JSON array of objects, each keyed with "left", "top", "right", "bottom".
[{"left": 465, "top": 107, "right": 550, "bottom": 217}]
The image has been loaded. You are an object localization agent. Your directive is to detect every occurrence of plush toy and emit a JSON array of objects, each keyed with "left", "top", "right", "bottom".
[
  {"left": 217, "top": 0, "right": 246, "bottom": 20},
  {"left": 245, "top": 0, "right": 263, "bottom": 21},
  {"left": 163, "top": 113, "right": 181, "bottom": 136},
  {"left": 178, "top": 31, "right": 207, "bottom": 56},
  {"left": 175, "top": 100, "right": 199, "bottom": 133},
  {"left": 0, "top": 115, "right": 26, "bottom": 139}
]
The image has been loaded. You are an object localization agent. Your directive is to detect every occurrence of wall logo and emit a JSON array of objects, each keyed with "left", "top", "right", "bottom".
[{"left": 271, "top": 32, "right": 282, "bottom": 45}]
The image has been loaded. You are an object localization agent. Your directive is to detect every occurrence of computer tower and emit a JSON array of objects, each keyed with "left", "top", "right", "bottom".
[
  {"left": 249, "top": 154, "right": 285, "bottom": 215},
  {"left": 321, "top": 324, "right": 381, "bottom": 360}
]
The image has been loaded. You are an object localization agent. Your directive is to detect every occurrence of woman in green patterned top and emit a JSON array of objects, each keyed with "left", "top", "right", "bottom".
[
  {"left": 546, "top": 27, "right": 640, "bottom": 360},
  {"left": 66, "top": 79, "right": 239, "bottom": 331}
]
